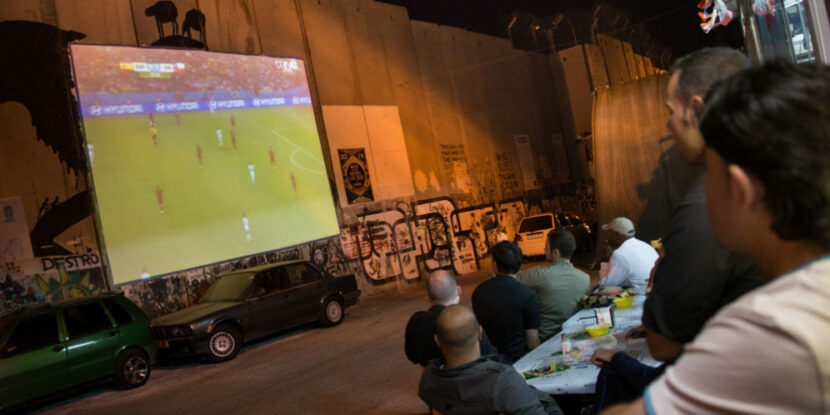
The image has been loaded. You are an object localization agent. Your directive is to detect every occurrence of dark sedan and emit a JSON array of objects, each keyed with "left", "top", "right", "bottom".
[{"left": 151, "top": 260, "right": 360, "bottom": 362}]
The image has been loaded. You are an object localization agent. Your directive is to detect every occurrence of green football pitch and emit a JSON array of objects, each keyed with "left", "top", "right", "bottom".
[{"left": 82, "top": 106, "right": 340, "bottom": 285}]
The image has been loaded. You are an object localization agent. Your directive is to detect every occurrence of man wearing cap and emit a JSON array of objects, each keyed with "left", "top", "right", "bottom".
[{"left": 599, "top": 217, "right": 658, "bottom": 294}]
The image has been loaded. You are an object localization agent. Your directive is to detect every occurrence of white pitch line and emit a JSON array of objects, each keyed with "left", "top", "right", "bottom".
[
  {"left": 271, "top": 129, "right": 326, "bottom": 174},
  {"left": 290, "top": 149, "right": 326, "bottom": 174}
]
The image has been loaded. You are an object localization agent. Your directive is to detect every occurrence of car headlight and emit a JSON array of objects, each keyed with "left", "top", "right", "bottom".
[{"left": 170, "top": 325, "right": 193, "bottom": 336}]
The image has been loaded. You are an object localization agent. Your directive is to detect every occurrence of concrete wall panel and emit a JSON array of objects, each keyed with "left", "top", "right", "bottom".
[
  {"left": 251, "top": 0, "right": 306, "bottom": 58},
  {"left": 0, "top": 0, "right": 57, "bottom": 24},
  {"left": 597, "top": 34, "right": 629, "bottom": 86},
  {"left": 584, "top": 43, "right": 610, "bottom": 89},
  {"left": 371, "top": 2, "right": 440, "bottom": 196},
  {"left": 342, "top": 0, "right": 395, "bottom": 104},
  {"left": 300, "top": 0, "right": 358, "bottom": 105},
  {"left": 55, "top": 0, "right": 135, "bottom": 44},
  {"left": 560, "top": 45, "right": 593, "bottom": 135},
  {"left": 199, "top": 0, "right": 262, "bottom": 53}
]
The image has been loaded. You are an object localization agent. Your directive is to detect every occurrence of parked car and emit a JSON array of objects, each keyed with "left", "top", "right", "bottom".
[
  {"left": 515, "top": 213, "right": 556, "bottom": 257},
  {"left": 151, "top": 260, "right": 361, "bottom": 363},
  {"left": 0, "top": 294, "right": 156, "bottom": 412},
  {"left": 515, "top": 212, "right": 594, "bottom": 258},
  {"left": 555, "top": 212, "right": 595, "bottom": 253}
]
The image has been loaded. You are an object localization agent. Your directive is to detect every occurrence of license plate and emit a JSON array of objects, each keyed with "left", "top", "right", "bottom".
[
  {"left": 527, "top": 233, "right": 543, "bottom": 239},
  {"left": 158, "top": 340, "right": 169, "bottom": 349}
]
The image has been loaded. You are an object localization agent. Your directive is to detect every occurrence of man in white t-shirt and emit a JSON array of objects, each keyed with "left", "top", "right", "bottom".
[
  {"left": 601, "top": 61, "right": 830, "bottom": 415},
  {"left": 598, "top": 217, "right": 658, "bottom": 294}
]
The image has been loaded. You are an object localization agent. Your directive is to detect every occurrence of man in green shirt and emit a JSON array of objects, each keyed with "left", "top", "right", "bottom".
[{"left": 517, "top": 230, "right": 590, "bottom": 341}]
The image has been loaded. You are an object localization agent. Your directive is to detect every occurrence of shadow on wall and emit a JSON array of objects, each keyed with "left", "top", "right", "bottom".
[{"left": 634, "top": 139, "right": 699, "bottom": 242}]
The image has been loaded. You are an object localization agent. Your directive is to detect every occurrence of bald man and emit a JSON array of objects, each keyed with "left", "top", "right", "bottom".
[
  {"left": 418, "top": 305, "right": 562, "bottom": 415},
  {"left": 405, "top": 270, "right": 498, "bottom": 366}
]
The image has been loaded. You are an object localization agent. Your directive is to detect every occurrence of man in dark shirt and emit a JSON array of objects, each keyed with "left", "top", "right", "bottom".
[
  {"left": 590, "top": 47, "right": 764, "bottom": 409},
  {"left": 405, "top": 270, "right": 498, "bottom": 366},
  {"left": 419, "top": 304, "right": 562, "bottom": 415},
  {"left": 472, "top": 241, "right": 540, "bottom": 363}
]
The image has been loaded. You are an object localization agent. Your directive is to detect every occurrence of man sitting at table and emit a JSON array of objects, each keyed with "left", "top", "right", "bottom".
[
  {"left": 601, "top": 60, "right": 830, "bottom": 415},
  {"left": 589, "top": 47, "right": 764, "bottom": 409},
  {"left": 405, "top": 270, "right": 501, "bottom": 366},
  {"left": 598, "top": 217, "right": 657, "bottom": 295},
  {"left": 419, "top": 304, "right": 563, "bottom": 415},
  {"left": 517, "top": 230, "right": 590, "bottom": 342},
  {"left": 473, "top": 241, "right": 541, "bottom": 363}
]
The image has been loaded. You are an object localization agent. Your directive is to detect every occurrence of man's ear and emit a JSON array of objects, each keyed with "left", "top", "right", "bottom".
[
  {"left": 728, "top": 164, "right": 758, "bottom": 211},
  {"left": 687, "top": 95, "right": 705, "bottom": 124},
  {"left": 434, "top": 334, "right": 441, "bottom": 348},
  {"left": 477, "top": 325, "right": 482, "bottom": 342}
]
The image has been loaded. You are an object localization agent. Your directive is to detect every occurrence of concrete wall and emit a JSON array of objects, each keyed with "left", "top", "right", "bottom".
[{"left": 0, "top": 0, "right": 581, "bottom": 318}]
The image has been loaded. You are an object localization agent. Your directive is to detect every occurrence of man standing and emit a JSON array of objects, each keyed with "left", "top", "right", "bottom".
[
  {"left": 196, "top": 144, "right": 202, "bottom": 167},
  {"left": 269, "top": 147, "right": 276, "bottom": 168},
  {"left": 472, "top": 241, "right": 540, "bottom": 363},
  {"left": 150, "top": 126, "right": 158, "bottom": 147},
  {"left": 216, "top": 127, "right": 223, "bottom": 147},
  {"left": 598, "top": 217, "right": 657, "bottom": 294},
  {"left": 155, "top": 185, "right": 164, "bottom": 213},
  {"left": 242, "top": 213, "right": 251, "bottom": 243},
  {"left": 419, "top": 305, "right": 562, "bottom": 415},
  {"left": 248, "top": 162, "right": 255, "bottom": 184},
  {"left": 517, "top": 231, "right": 590, "bottom": 342},
  {"left": 602, "top": 61, "right": 830, "bottom": 415},
  {"left": 405, "top": 270, "right": 499, "bottom": 366}
]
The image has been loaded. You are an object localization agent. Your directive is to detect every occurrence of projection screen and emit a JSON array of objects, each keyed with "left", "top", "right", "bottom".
[{"left": 70, "top": 44, "right": 340, "bottom": 285}]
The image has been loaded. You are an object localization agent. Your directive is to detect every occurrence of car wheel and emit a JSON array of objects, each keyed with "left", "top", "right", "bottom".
[
  {"left": 319, "top": 297, "right": 344, "bottom": 327},
  {"left": 114, "top": 349, "right": 151, "bottom": 389},
  {"left": 206, "top": 324, "right": 241, "bottom": 363}
]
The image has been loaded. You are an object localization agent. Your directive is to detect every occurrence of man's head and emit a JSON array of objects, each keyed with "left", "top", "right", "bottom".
[
  {"left": 491, "top": 241, "right": 523, "bottom": 275},
  {"left": 546, "top": 230, "right": 577, "bottom": 261},
  {"left": 426, "top": 270, "right": 460, "bottom": 306},
  {"left": 601, "top": 217, "right": 636, "bottom": 248},
  {"left": 434, "top": 304, "right": 481, "bottom": 360},
  {"left": 666, "top": 48, "right": 748, "bottom": 165},
  {"left": 699, "top": 61, "right": 830, "bottom": 255}
]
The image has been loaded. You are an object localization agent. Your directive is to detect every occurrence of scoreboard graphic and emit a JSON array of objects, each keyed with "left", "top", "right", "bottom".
[{"left": 119, "top": 62, "right": 186, "bottom": 78}]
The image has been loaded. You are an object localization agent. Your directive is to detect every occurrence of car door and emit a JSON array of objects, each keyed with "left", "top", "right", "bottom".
[
  {"left": 246, "top": 268, "right": 295, "bottom": 339},
  {"left": 61, "top": 301, "right": 123, "bottom": 384},
  {"left": 0, "top": 312, "right": 67, "bottom": 408},
  {"left": 283, "top": 263, "right": 326, "bottom": 323}
]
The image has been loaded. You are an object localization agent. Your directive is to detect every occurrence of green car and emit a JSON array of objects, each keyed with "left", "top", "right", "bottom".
[{"left": 0, "top": 293, "right": 157, "bottom": 412}]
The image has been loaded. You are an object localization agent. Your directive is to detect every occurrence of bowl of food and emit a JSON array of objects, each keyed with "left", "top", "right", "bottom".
[
  {"left": 613, "top": 296, "right": 634, "bottom": 308},
  {"left": 584, "top": 323, "right": 611, "bottom": 337}
]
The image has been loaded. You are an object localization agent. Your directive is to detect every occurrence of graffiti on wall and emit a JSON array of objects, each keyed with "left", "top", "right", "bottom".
[
  {"left": 1, "top": 255, "right": 106, "bottom": 316},
  {"left": 337, "top": 197, "right": 527, "bottom": 284}
]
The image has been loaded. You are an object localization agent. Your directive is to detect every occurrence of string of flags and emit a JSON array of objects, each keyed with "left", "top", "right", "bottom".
[
  {"left": 697, "top": 0, "right": 733, "bottom": 33},
  {"left": 697, "top": 0, "right": 778, "bottom": 33}
]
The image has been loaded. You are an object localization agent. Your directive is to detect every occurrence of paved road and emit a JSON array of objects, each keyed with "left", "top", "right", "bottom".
[{"left": 31, "top": 259, "right": 592, "bottom": 415}]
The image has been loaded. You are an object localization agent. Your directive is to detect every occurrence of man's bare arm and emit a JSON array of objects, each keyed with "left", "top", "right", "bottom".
[
  {"left": 646, "top": 328, "right": 683, "bottom": 361},
  {"left": 525, "top": 328, "right": 540, "bottom": 350},
  {"left": 601, "top": 398, "right": 647, "bottom": 415}
]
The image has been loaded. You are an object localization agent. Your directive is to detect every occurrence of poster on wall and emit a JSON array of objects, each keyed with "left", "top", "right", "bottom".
[
  {"left": 0, "top": 197, "right": 34, "bottom": 263},
  {"left": 514, "top": 135, "right": 539, "bottom": 191},
  {"left": 339, "top": 148, "right": 374, "bottom": 204}
]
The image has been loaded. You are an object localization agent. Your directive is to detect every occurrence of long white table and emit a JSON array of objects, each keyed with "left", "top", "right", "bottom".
[{"left": 513, "top": 296, "right": 661, "bottom": 395}]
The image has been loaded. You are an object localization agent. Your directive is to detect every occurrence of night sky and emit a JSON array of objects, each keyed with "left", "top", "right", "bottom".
[{"left": 377, "top": 0, "right": 744, "bottom": 64}]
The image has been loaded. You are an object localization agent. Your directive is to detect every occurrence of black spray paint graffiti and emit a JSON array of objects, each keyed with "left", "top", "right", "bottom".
[{"left": 339, "top": 197, "right": 528, "bottom": 285}]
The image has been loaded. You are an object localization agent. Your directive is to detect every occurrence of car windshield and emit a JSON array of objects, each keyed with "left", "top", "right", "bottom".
[
  {"left": 519, "top": 216, "right": 553, "bottom": 233},
  {"left": 198, "top": 273, "right": 255, "bottom": 303}
]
